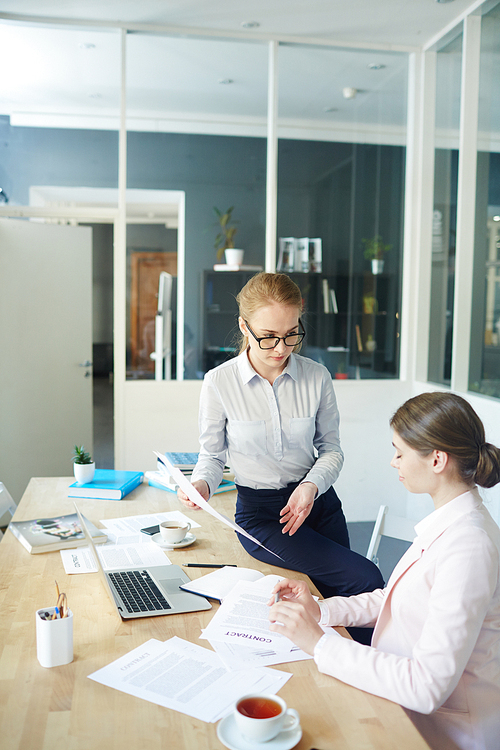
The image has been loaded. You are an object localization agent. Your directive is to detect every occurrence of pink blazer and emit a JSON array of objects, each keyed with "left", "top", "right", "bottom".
[{"left": 315, "top": 490, "right": 500, "bottom": 750}]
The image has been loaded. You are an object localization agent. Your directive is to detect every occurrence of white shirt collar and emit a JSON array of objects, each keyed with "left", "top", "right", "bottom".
[
  {"left": 414, "top": 488, "right": 482, "bottom": 549},
  {"left": 236, "top": 349, "right": 299, "bottom": 385}
]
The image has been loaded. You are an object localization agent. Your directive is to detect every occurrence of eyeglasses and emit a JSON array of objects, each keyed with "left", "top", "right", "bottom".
[{"left": 244, "top": 319, "right": 306, "bottom": 350}]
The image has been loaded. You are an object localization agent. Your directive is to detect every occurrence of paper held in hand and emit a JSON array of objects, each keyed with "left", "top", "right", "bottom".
[{"left": 153, "top": 451, "right": 283, "bottom": 561}]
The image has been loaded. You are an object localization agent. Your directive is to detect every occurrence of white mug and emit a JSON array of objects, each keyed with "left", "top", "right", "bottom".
[
  {"left": 234, "top": 693, "right": 300, "bottom": 743},
  {"left": 159, "top": 520, "right": 191, "bottom": 544}
]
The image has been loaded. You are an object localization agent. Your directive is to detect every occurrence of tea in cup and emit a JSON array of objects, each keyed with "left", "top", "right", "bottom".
[
  {"left": 234, "top": 694, "right": 300, "bottom": 743},
  {"left": 159, "top": 520, "right": 191, "bottom": 544}
]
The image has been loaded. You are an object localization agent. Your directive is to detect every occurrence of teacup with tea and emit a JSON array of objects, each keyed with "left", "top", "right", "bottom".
[{"left": 234, "top": 693, "right": 300, "bottom": 742}]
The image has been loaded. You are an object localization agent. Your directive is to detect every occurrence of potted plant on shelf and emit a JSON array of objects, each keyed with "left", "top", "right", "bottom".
[
  {"left": 213, "top": 206, "right": 244, "bottom": 265},
  {"left": 361, "top": 235, "right": 391, "bottom": 275},
  {"left": 72, "top": 445, "right": 95, "bottom": 484}
]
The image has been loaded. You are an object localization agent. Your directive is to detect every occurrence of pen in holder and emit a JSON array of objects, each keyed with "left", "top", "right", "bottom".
[{"left": 36, "top": 607, "right": 73, "bottom": 668}]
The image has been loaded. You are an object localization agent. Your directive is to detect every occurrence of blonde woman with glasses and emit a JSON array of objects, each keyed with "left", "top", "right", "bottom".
[{"left": 178, "top": 272, "right": 383, "bottom": 642}]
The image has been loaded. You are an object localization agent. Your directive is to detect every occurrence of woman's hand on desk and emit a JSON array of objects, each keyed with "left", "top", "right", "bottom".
[
  {"left": 268, "top": 578, "right": 324, "bottom": 655},
  {"left": 279, "top": 482, "right": 317, "bottom": 535},
  {"left": 177, "top": 480, "right": 209, "bottom": 509}
]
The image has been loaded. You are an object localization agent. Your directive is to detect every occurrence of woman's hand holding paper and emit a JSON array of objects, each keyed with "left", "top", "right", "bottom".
[
  {"left": 268, "top": 578, "right": 324, "bottom": 655},
  {"left": 177, "top": 479, "right": 209, "bottom": 509}
]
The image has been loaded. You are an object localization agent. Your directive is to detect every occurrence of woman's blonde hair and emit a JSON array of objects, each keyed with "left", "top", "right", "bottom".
[
  {"left": 390, "top": 392, "right": 500, "bottom": 488},
  {"left": 235, "top": 272, "right": 303, "bottom": 355}
]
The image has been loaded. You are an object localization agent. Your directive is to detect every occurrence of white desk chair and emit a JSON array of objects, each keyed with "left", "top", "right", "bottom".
[
  {"left": 366, "top": 505, "right": 416, "bottom": 568},
  {"left": 0, "top": 482, "right": 17, "bottom": 539}
]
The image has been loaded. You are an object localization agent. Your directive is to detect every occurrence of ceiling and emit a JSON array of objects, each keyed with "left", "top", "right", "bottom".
[
  {"left": 0, "top": 0, "right": 481, "bottom": 138},
  {"left": 0, "top": 0, "right": 476, "bottom": 47}
]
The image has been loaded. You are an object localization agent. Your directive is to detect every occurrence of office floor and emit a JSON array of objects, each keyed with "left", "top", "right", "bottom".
[{"left": 92, "top": 375, "right": 410, "bottom": 582}]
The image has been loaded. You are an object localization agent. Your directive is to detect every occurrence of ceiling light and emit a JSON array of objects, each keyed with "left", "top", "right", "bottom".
[
  {"left": 324, "top": 107, "right": 338, "bottom": 113},
  {"left": 342, "top": 87, "right": 358, "bottom": 100},
  {"left": 493, "top": 215, "right": 500, "bottom": 222},
  {"left": 368, "top": 63, "right": 385, "bottom": 70},
  {"left": 241, "top": 21, "right": 260, "bottom": 28},
  {"left": 79, "top": 42, "right": 96, "bottom": 49},
  {"left": 89, "top": 93, "right": 102, "bottom": 99},
  {"left": 218, "top": 78, "right": 234, "bottom": 85},
  {"left": 435, "top": 0, "right": 456, "bottom": 3}
]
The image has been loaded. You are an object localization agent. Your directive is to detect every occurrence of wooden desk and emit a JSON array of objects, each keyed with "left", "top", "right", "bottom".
[{"left": 0, "top": 478, "right": 430, "bottom": 750}]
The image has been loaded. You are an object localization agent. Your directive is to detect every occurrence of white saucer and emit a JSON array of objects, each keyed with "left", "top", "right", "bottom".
[
  {"left": 151, "top": 532, "right": 196, "bottom": 549},
  {"left": 217, "top": 713, "right": 302, "bottom": 750}
]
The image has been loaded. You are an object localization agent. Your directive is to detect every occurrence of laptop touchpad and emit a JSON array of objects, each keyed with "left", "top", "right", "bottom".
[{"left": 159, "top": 578, "right": 185, "bottom": 594}]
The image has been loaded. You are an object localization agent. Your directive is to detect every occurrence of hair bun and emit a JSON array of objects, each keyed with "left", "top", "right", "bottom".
[{"left": 475, "top": 442, "right": 500, "bottom": 488}]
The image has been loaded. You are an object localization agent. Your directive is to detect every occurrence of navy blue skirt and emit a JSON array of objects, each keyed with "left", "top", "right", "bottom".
[{"left": 235, "top": 483, "right": 384, "bottom": 600}]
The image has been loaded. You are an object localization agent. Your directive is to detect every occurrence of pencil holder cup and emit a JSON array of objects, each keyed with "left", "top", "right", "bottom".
[{"left": 36, "top": 607, "right": 73, "bottom": 668}]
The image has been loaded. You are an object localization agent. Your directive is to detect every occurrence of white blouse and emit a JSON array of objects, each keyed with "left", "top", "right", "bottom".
[{"left": 191, "top": 351, "right": 344, "bottom": 496}]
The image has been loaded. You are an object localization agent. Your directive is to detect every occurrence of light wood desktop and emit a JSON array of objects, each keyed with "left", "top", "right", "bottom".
[{"left": 0, "top": 477, "right": 430, "bottom": 750}]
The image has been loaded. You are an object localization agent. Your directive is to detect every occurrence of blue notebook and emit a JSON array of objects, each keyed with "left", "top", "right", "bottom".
[{"left": 68, "top": 470, "right": 144, "bottom": 500}]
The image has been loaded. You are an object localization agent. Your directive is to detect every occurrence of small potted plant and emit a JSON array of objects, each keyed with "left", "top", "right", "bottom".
[
  {"left": 72, "top": 445, "right": 95, "bottom": 484},
  {"left": 213, "top": 206, "right": 244, "bottom": 265},
  {"left": 361, "top": 235, "right": 392, "bottom": 275}
]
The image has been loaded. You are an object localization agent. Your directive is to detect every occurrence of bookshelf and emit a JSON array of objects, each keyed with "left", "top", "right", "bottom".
[{"left": 201, "top": 270, "right": 399, "bottom": 378}]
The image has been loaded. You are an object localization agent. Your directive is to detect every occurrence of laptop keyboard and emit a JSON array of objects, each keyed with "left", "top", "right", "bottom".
[{"left": 109, "top": 570, "right": 172, "bottom": 614}]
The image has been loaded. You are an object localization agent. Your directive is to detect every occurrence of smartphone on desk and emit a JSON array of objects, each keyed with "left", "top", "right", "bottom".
[{"left": 140, "top": 524, "right": 160, "bottom": 536}]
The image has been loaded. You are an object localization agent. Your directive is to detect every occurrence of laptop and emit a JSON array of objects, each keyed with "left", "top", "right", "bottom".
[{"left": 73, "top": 502, "right": 212, "bottom": 620}]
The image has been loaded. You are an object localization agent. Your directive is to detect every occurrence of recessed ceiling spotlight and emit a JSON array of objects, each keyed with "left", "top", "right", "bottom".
[
  {"left": 79, "top": 42, "right": 96, "bottom": 49},
  {"left": 493, "top": 215, "right": 500, "bottom": 222},
  {"left": 435, "top": 0, "right": 456, "bottom": 4},
  {"left": 368, "top": 63, "right": 386, "bottom": 70},
  {"left": 241, "top": 21, "right": 260, "bottom": 28},
  {"left": 89, "top": 93, "right": 102, "bottom": 99},
  {"left": 218, "top": 78, "right": 234, "bottom": 85},
  {"left": 324, "top": 107, "right": 338, "bottom": 113},
  {"left": 342, "top": 87, "right": 358, "bottom": 100}
]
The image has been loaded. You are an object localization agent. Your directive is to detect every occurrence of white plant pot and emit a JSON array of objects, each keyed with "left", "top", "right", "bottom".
[
  {"left": 371, "top": 259, "right": 384, "bottom": 275},
  {"left": 74, "top": 462, "right": 95, "bottom": 484},
  {"left": 225, "top": 248, "right": 244, "bottom": 266}
]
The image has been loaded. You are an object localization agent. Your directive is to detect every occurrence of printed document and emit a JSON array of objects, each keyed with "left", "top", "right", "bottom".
[
  {"left": 60, "top": 540, "right": 170, "bottom": 574},
  {"left": 100, "top": 510, "right": 200, "bottom": 544},
  {"left": 154, "top": 451, "right": 283, "bottom": 560},
  {"left": 200, "top": 577, "right": 295, "bottom": 652},
  {"left": 88, "top": 636, "right": 291, "bottom": 722}
]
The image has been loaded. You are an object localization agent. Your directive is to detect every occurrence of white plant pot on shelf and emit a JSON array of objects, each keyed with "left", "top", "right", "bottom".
[
  {"left": 225, "top": 249, "right": 244, "bottom": 266},
  {"left": 371, "top": 259, "right": 384, "bottom": 275},
  {"left": 73, "top": 462, "right": 95, "bottom": 484}
]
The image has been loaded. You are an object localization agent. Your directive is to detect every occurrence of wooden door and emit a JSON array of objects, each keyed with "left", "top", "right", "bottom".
[{"left": 130, "top": 251, "right": 177, "bottom": 374}]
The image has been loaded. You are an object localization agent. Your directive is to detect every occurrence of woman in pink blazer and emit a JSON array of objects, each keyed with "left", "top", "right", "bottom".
[{"left": 269, "top": 392, "right": 500, "bottom": 750}]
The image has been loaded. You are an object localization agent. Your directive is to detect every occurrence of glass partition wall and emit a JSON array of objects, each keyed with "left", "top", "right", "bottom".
[
  {"left": 469, "top": 4, "right": 500, "bottom": 398},
  {"left": 276, "top": 45, "right": 408, "bottom": 379},
  {"left": 125, "top": 33, "right": 268, "bottom": 380},
  {"left": 428, "top": 33, "right": 463, "bottom": 385}
]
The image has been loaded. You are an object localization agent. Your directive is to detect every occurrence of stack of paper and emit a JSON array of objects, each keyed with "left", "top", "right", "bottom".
[
  {"left": 200, "top": 576, "right": 315, "bottom": 669},
  {"left": 88, "top": 636, "right": 291, "bottom": 723}
]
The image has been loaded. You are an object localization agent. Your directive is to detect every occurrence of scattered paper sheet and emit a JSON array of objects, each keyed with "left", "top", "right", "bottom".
[
  {"left": 100, "top": 511, "right": 200, "bottom": 544},
  {"left": 88, "top": 636, "right": 291, "bottom": 723},
  {"left": 207, "top": 638, "right": 313, "bottom": 670},
  {"left": 60, "top": 540, "right": 170, "bottom": 574},
  {"left": 154, "top": 451, "right": 283, "bottom": 560},
  {"left": 200, "top": 577, "right": 295, "bottom": 653}
]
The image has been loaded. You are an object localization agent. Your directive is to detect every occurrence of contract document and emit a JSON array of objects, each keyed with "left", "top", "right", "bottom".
[
  {"left": 60, "top": 539, "right": 170, "bottom": 574},
  {"left": 200, "top": 577, "right": 296, "bottom": 653},
  {"left": 88, "top": 636, "right": 291, "bottom": 723}
]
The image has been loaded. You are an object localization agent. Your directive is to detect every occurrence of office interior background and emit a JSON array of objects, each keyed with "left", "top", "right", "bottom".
[{"left": 1, "top": 0, "right": 500, "bottom": 535}]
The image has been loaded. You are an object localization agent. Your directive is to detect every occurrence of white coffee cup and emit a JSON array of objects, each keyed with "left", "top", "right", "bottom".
[
  {"left": 159, "top": 520, "right": 191, "bottom": 544},
  {"left": 234, "top": 693, "right": 300, "bottom": 743}
]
